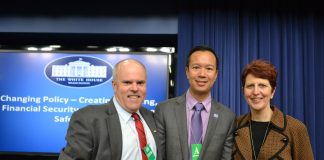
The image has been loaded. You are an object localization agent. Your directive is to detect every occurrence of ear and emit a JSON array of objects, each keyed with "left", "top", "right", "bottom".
[
  {"left": 242, "top": 86, "right": 245, "bottom": 95},
  {"left": 112, "top": 80, "right": 117, "bottom": 90},
  {"left": 185, "top": 67, "right": 189, "bottom": 79},
  {"left": 214, "top": 70, "right": 219, "bottom": 81},
  {"left": 271, "top": 87, "right": 276, "bottom": 99}
]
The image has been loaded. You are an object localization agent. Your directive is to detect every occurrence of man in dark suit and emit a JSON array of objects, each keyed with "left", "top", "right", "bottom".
[
  {"left": 155, "top": 45, "right": 236, "bottom": 160},
  {"left": 59, "top": 59, "right": 160, "bottom": 160}
]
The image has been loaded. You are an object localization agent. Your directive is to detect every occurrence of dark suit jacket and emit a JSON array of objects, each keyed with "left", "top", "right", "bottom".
[
  {"left": 59, "top": 99, "right": 160, "bottom": 160},
  {"left": 155, "top": 94, "right": 236, "bottom": 160}
]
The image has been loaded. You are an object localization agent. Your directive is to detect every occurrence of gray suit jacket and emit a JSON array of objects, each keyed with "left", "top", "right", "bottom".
[
  {"left": 155, "top": 94, "right": 236, "bottom": 160},
  {"left": 59, "top": 99, "right": 161, "bottom": 160}
]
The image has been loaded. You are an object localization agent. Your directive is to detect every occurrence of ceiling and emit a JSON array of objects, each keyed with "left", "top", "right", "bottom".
[
  {"left": 1, "top": 1, "right": 179, "bottom": 16},
  {"left": 2, "top": 0, "right": 322, "bottom": 17},
  {"left": 0, "top": 0, "right": 321, "bottom": 51}
]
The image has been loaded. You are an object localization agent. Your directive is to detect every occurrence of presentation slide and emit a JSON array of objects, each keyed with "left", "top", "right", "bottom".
[{"left": 0, "top": 51, "right": 169, "bottom": 154}]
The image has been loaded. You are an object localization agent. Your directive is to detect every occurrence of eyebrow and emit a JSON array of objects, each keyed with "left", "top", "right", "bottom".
[{"left": 121, "top": 80, "right": 145, "bottom": 83}]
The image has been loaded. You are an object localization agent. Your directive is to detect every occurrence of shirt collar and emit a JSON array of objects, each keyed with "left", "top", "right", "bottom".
[
  {"left": 113, "top": 96, "right": 133, "bottom": 122},
  {"left": 186, "top": 90, "right": 212, "bottom": 113}
]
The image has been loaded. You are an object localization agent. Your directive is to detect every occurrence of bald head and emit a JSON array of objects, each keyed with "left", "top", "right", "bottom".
[{"left": 112, "top": 59, "right": 147, "bottom": 82}]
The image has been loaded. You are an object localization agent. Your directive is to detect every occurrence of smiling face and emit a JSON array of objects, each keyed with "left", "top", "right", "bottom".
[
  {"left": 186, "top": 51, "right": 218, "bottom": 100},
  {"left": 243, "top": 74, "right": 275, "bottom": 112},
  {"left": 112, "top": 60, "right": 147, "bottom": 113}
]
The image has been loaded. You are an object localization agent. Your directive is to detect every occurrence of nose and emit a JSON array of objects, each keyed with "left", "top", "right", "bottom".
[
  {"left": 130, "top": 83, "right": 138, "bottom": 91},
  {"left": 198, "top": 68, "right": 207, "bottom": 77},
  {"left": 252, "top": 87, "right": 260, "bottom": 95}
]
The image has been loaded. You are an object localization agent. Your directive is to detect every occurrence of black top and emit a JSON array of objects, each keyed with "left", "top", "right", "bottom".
[{"left": 250, "top": 121, "right": 270, "bottom": 159}]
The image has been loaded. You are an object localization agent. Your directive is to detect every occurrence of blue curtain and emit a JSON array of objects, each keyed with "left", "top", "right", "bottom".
[{"left": 177, "top": 7, "right": 324, "bottom": 160}]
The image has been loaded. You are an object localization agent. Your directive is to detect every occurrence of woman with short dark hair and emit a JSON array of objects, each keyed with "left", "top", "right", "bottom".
[{"left": 232, "top": 59, "right": 314, "bottom": 159}]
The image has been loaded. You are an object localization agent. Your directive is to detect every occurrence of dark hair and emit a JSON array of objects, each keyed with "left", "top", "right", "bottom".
[
  {"left": 241, "top": 59, "right": 277, "bottom": 91},
  {"left": 186, "top": 45, "right": 219, "bottom": 70}
]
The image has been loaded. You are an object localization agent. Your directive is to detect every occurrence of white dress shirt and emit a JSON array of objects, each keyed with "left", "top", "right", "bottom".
[{"left": 113, "top": 97, "right": 157, "bottom": 160}]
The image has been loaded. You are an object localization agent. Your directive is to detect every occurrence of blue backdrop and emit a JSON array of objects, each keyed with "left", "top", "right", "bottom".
[
  {"left": 0, "top": 52, "right": 169, "bottom": 154},
  {"left": 177, "top": 7, "right": 324, "bottom": 160}
]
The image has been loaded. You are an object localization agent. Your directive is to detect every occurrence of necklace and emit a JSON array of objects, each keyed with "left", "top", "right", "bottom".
[{"left": 249, "top": 121, "right": 270, "bottom": 160}]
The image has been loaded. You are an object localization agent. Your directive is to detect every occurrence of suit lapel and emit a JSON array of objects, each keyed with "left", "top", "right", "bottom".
[
  {"left": 105, "top": 101, "right": 122, "bottom": 160},
  {"left": 200, "top": 101, "right": 220, "bottom": 158},
  {"left": 140, "top": 108, "right": 158, "bottom": 143},
  {"left": 258, "top": 129, "right": 288, "bottom": 159},
  {"left": 235, "top": 126, "right": 253, "bottom": 160},
  {"left": 175, "top": 96, "right": 189, "bottom": 160}
]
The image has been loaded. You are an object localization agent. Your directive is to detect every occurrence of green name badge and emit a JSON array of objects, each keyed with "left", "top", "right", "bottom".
[
  {"left": 191, "top": 144, "right": 202, "bottom": 160},
  {"left": 144, "top": 144, "right": 156, "bottom": 160}
]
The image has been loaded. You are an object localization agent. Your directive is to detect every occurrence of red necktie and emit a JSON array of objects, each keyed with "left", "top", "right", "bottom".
[{"left": 132, "top": 113, "right": 148, "bottom": 160}]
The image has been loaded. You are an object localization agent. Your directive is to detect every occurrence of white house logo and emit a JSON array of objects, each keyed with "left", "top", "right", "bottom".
[{"left": 45, "top": 56, "right": 113, "bottom": 87}]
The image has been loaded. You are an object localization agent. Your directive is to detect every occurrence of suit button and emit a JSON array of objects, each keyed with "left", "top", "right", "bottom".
[
  {"left": 234, "top": 132, "right": 238, "bottom": 136},
  {"left": 281, "top": 138, "right": 288, "bottom": 142}
]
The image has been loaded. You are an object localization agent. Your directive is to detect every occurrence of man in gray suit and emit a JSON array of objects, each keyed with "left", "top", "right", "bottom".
[
  {"left": 155, "top": 45, "right": 236, "bottom": 160},
  {"left": 59, "top": 59, "right": 160, "bottom": 160}
]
